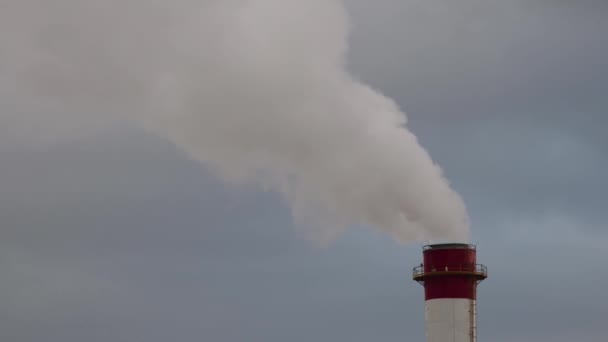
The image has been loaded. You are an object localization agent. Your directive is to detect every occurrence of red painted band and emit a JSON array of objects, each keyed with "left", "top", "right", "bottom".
[
  {"left": 423, "top": 247, "right": 476, "bottom": 271},
  {"left": 423, "top": 276, "right": 477, "bottom": 300},
  {"left": 423, "top": 246, "right": 478, "bottom": 300}
]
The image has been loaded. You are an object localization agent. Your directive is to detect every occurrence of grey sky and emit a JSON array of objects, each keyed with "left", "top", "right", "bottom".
[{"left": 1, "top": 1, "right": 607, "bottom": 341}]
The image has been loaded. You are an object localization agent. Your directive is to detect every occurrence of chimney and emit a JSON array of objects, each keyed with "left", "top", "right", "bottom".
[{"left": 413, "top": 243, "right": 487, "bottom": 342}]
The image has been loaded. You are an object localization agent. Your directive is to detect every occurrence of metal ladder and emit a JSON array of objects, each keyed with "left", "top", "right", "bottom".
[{"left": 469, "top": 300, "right": 477, "bottom": 342}]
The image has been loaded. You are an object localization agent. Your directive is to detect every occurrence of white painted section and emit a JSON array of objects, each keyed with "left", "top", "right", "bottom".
[{"left": 425, "top": 298, "right": 476, "bottom": 342}]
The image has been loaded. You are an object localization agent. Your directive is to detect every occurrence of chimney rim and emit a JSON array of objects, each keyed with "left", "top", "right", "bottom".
[{"left": 423, "top": 243, "right": 476, "bottom": 251}]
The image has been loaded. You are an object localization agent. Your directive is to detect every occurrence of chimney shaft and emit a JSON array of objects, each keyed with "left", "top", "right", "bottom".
[{"left": 413, "top": 243, "right": 487, "bottom": 342}]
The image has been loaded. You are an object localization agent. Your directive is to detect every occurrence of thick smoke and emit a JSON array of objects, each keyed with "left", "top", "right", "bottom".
[{"left": 1, "top": 0, "right": 469, "bottom": 242}]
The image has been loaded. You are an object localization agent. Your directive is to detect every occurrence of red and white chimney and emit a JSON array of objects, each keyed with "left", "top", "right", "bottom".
[{"left": 413, "top": 243, "right": 487, "bottom": 342}]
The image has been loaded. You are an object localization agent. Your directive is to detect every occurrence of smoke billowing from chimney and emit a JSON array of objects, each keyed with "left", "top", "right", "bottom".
[{"left": 1, "top": 0, "right": 469, "bottom": 243}]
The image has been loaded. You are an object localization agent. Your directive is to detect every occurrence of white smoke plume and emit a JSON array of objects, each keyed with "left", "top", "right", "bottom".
[{"left": 0, "top": 0, "right": 469, "bottom": 243}]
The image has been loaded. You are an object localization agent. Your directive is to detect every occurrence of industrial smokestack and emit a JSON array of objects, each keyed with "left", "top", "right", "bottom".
[{"left": 413, "top": 243, "right": 487, "bottom": 342}]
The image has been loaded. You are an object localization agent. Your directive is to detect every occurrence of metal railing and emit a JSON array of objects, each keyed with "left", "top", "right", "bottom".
[{"left": 412, "top": 264, "right": 487, "bottom": 279}]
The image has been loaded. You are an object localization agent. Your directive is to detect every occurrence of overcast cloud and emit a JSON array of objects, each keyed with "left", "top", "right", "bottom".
[{"left": 1, "top": 1, "right": 607, "bottom": 341}]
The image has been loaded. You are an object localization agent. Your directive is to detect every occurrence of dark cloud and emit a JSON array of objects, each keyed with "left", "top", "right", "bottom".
[
  {"left": 0, "top": 131, "right": 421, "bottom": 341},
  {"left": 347, "top": 0, "right": 608, "bottom": 116},
  {"left": 346, "top": 0, "right": 608, "bottom": 229}
]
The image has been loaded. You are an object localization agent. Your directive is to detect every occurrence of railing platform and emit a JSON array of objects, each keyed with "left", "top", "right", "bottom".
[{"left": 413, "top": 264, "right": 487, "bottom": 283}]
